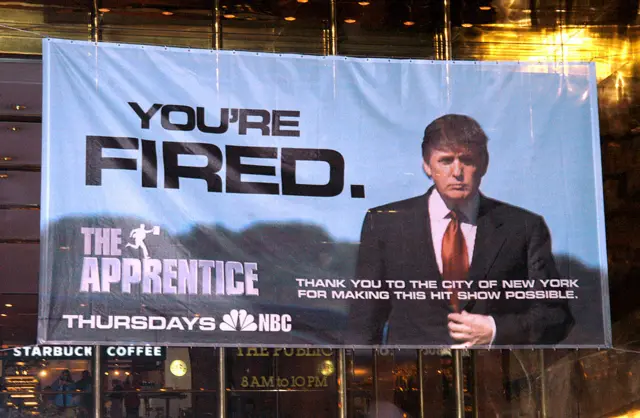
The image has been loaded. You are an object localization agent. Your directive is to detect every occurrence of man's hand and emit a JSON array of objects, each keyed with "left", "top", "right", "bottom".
[{"left": 448, "top": 311, "right": 495, "bottom": 348}]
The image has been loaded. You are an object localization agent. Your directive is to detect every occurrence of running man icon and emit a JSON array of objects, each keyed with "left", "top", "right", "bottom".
[{"left": 125, "top": 224, "right": 160, "bottom": 259}]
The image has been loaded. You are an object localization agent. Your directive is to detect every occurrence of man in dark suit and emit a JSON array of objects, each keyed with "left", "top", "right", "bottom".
[{"left": 348, "top": 114, "right": 573, "bottom": 347}]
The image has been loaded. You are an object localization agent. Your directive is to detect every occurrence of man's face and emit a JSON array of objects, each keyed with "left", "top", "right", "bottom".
[{"left": 423, "top": 146, "right": 487, "bottom": 205}]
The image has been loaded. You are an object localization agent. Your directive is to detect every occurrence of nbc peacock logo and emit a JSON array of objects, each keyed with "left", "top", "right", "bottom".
[{"left": 219, "top": 309, "right": 258, "bottom": 332}]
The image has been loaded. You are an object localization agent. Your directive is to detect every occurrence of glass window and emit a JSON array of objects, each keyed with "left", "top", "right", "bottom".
[
  {"left": 346, "top": 349, "right": 373, "bottom": 418},
  {"left": 2, "top": 357, "right": 93, "bottom": 417},
  {"left": 337, "top": 0, "right": 442, "bottom": 58},
  {"left": 100, "top": 0, "right": 213, "bottom": 49},
  {"left": 0, "top": 2, "right": 90, "bottom": 55},
  {"left": 221, "top": 0, "right": 330, "bottom": 54},
  {"left": 101, "top": 347, "right": 218, "bottom": 418},
  {"left": 227, "top": 347, "right": 338, "bottom": 418}
]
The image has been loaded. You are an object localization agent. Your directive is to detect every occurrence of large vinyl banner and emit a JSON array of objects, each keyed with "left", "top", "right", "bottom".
[{"left": 40, "top": 39, "right": 611, "bottom": 348}]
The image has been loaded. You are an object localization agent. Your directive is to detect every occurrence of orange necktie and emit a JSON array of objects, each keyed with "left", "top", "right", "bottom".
[{"left": 441, "top": 211, "right": 469, "bottom": 312}]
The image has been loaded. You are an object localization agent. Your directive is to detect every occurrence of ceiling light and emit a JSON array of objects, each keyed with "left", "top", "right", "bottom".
[
  {"left": 297, "top": 0, "right": 309, "bottom": 3},
  {"left": 104, "top": 372, "right": 109, "bottom": 375},
  {"left": 223, "top": 13, "right": 235, "bottom": 18},
  {"left": 12, "top": 105, "right": 26, "bottom": 111},
  {"left": 479, "top": 6, "right": 491, "bottom": 10},
  {"left": 9, "top": 126, "right": 19, "bottom": 132},
  {"left": 344, "top": 18, "right": 356, "bottom": 23},
  {"left": 1, "top": 157, "right": 13, "bottom": 161},
  {"left": 170, "top": 360, "right": 188, "bottom": 377},
  {"left": 284, "top": 16, "right": 296, "bottom": 21},
  {"left": 4, "top": 304, "right": 12, "bottom": 308},
  {"left": 98, "top": 7, "right": 110, "bottom": 12},
  {"left": 358, "top": 1, "right": 370, "bottom": 5},
  {"left": 1, "top": 314, "right": 7, "bottom": 317},
  {"left": 403, "top": 20, "right": 415, "bottom": 26},
  {"left": 0, "top": 174, "right": 8, "bottom": 179},
  {"left": 461, "top": 23, "right": 473, "bottom": 27},
  {"left": 161, "top": 11, "right": 174, "bottom": 16},
  {"left": 39, "top": 370, "right": 47, "bottom": 377}
]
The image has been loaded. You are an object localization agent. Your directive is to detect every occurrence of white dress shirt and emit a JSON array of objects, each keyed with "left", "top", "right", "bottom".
[
  {"left": 428, "top": 189, "right": 479, "bottom": 274},
  {"left": 428, "top": 189, "right": 496, "bottom": 344}
]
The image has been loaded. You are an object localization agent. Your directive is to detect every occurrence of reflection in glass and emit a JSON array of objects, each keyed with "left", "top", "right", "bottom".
[
  {"left": 227, "top": 347, "right": 338, "bottom": 418},
  {"left": 0, "top": 1, "right": 90, "bottom": 54},
  {"left": 221, "top": 0, "right": 329, "bottom": 54},
  {"left": 101, "top": 347, "right": 218, "bottom": 418},
  {"left": 337, "top": 0, "right": 442, "bottom": 58}
]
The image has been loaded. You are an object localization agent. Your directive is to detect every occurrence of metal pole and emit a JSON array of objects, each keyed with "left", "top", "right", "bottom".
[
  {"left": 454, "top": 350, "right": 465, "bottom": 418},
  {"left": 218, "top": 348, "right": 226, "bottom": 418},
  {"left": 90, "top": 0, "right": 102, "bottom": 42},
  {"left": 329, "top": 0, "right": 338, "bottom": 56},
  {"left": 442, "top": 0, "right": 452, "bottom": 60},
  {"left": 539, "top": 350, "right": 548, "bottom": 418},
  {"left": 338, "top": 349, "right": 347, "bottom": 418},
  {"left": 418, "top": 350, "right": 425, "bottom": 418},
  {"left": 372, "top": 349, "right": 379, "bottom": 418},
  {"left": 93, "top": 347, "right": 101, "bottom": 418},
  {"left": 213, "top": 0, "right": 222, "bottom": 50},
  {"left": 471, "top": 351, "right": 479, "bottom": 418}
]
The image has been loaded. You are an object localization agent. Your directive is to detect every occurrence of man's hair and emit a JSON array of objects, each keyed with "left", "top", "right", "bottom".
[{"left": 421, "top": 114, "right": 489, "bottom": 161}]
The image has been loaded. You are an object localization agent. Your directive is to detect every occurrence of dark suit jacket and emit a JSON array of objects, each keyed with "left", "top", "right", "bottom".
[{"left": 347, "top": 188, "right": 574, "bottom": 346}]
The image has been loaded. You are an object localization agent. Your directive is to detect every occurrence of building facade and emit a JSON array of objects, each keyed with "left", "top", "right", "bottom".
[{"left": 1, "top": 0, "right": 640, "bottom": 417}]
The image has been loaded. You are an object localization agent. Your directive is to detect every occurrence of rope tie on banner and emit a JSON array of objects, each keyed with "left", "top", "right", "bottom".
[
  {"left": 610, "top": 346, "right": 640, "bottom": 355},
  {"left": 0, "top": 345, "right": 36, "bottom": 353},
  {"left": 0, "top": 22, "right": 52, "bottom": 38}
]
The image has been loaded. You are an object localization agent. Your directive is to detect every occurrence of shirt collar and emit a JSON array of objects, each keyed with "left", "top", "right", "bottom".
[{"left": 428, "top": 188, "right": 480, "bottom": 224}]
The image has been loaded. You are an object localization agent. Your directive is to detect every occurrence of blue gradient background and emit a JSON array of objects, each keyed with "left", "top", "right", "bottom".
[{"left": 42, "top": 39, "right": 606, "bottom": 273}]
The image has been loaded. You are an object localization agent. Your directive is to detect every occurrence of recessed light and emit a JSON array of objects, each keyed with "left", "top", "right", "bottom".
[
  {"left": 9, "top": 126, "right": 19, "bottom": 132},
  {"left": 344, "top": 18, "right": 356, "bottom": 24},
  {"left": 297, "top": 0, "right": 309, "bottom": 3},
  {"left": 98, "top": 7, "right": 110, "bottom": 12},
  {"left": 358, "top": 1, "right": 370, "bottom": 5},
  {"left": 0, "top": 174, "right": 9, "bottom": 179},
  {"left": 223, "top": 13, "right": 236, "bottom": 19},
  {"left": 12, "top": 105, "right": 26, "bottom": 111},
  {"left": 161, "top": 11, "right": 174, "bottom": 16},
  {"left": 1, "top": 157, "right": 13, "bottom": 161},
  {"left": 284, "top": 16, "right": 296, "bottom": 21},
  {"left": 1, "top": 314, "right": 7, "bottom": 317},
  {"left": 403, "top": 20, "right": 415, "bottom": 26},
  {"left": 479, "top": 6, "right": 491, "bottom": 10},
  {"left": 4, "top": 304, "right": 12, "bottom": 308},
  {"left": 461, "top": 23, "right": 473, "bottom": 27}
]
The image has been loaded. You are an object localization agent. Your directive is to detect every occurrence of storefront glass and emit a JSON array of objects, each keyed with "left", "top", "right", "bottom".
[
  {"left": 226, "top": 348, "right": 338, "bottom": 418},
  {"left": 100, "top": 347, "right": 218, "bottom": 418},
  {"left": 0, "top": 347, "right": 93, "bottom": 417}
]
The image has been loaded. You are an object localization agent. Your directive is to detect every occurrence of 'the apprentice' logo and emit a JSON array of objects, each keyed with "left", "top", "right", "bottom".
[
  {"left": 84, "top": 103, "right": 366, "bottom": 199},
  {"left": 79, "top": 226, "right": 260, "bottom": 296}
]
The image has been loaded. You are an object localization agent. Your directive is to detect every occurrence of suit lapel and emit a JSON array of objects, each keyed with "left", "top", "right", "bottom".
[
  {"left": 411, "top": 189, "right": 443, "bottom": 282},
  {"left": 463, "top": 196, "right": 507, "bottom": 312}
]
